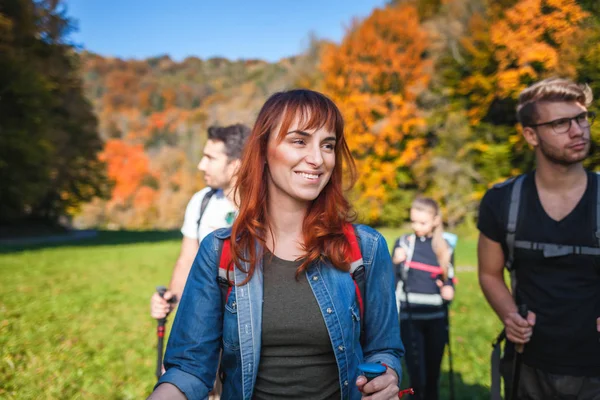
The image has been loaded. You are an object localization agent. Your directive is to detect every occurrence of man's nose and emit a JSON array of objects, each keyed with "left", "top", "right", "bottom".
[{"left": 198, "top": 158, "right": 207, "bottom": 172}]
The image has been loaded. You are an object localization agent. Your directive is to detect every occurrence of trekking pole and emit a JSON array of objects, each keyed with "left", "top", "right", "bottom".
[
  {"left": 510, "top": 304, "right": 528, "bottom": 400},
  {"left": 155, "top": 285, "right": 177, "bottom": 380},
  {"left": 444, "top": 301, "right": 455, "bottom": 400}
]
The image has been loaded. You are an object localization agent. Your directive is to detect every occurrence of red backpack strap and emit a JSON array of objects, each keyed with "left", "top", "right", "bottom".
[
  {"left": 217, "top": 238, "right": 234, "bottom": 307},
  {"left": 343, "top": 223, "right": 366, "bottom": 345}
]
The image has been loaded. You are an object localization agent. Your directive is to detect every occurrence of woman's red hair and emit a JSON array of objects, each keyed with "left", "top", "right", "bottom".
[{"left": 230, "top": 89, "right": 357, "bottom": 283}]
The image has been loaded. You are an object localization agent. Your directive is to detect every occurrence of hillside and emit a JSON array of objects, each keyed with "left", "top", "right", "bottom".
[{"left": 75, "top": 45, "right": 323, "bottom": 229}]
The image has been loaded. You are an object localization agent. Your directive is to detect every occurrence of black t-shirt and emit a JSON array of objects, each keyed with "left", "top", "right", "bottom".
[{"left": 478, "top": 171, "right": 600, "bottom": 376}]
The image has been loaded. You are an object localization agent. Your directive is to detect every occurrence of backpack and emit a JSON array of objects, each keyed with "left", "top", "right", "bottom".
[
  {"left": 215, "top": 223, "right": 368, "bottom": 344},
  {"left": 504, "top": 173, "right": 600, "bottom": 271},
  {"left": 196, "top": 189, "right": 217, "bottom": 244},
  {"left": 490, "top": 172, "right": 600, "bottom": 400},
  {"left": 396, "top": 232, "right": 457, "bottom": 284}
]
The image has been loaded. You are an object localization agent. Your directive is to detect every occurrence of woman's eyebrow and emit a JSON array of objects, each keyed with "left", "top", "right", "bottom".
[
  {"left": 286, "top": 130, "right": 311, "bottom": 136},
  {"left": 286, "top": 130, "right": 336, "bottom": 142}
]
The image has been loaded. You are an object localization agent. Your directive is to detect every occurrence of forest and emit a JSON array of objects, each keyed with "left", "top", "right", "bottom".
[{"left": 2, "top": 0, "right": 600, "bottom": 231}]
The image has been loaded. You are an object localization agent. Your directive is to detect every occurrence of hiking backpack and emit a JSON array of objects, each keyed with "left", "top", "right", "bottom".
[
  {"left": 396, "top": 232, "right": 457, "bottom": 284},
  {"left": 490, "top": 172, "right": 600, "bottom": 400}
]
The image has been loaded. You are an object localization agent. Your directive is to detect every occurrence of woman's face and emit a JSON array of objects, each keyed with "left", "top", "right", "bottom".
[
  {"left": 410, "top": 207, "right": 437, "bottom": 237},
  {"left": 266, "top": 114, "right": 336, "bottom": 207}
]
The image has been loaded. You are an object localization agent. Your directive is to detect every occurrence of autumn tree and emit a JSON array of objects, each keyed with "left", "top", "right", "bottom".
[
  {"left": 0, "top": 0, "right": 108, "bottom": 223},
  {"left": 459, "top": 0, "right": 589, "bottom": 126},
  {"left": 411, "top": 0, "right": 596, "bottom": 232},
  {"left": 321, "top": 3, "right": 432, "bottom": 225},
  {"left": 445, "top": 0, "right": 593, "bottom": 187}
]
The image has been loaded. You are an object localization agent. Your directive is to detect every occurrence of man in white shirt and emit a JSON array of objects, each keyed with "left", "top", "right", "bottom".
[{"left": 150, "top": 124, "right": 250, "bottom": 319}]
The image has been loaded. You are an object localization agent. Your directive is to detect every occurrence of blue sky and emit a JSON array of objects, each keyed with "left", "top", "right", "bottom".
[{"left": 65, "top": 0, "right": 388, "bottom": 62}]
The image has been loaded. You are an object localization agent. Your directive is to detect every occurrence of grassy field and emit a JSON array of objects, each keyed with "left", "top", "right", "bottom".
[{"left": 0, "top": 228, "right": 501, "bottom": 399}]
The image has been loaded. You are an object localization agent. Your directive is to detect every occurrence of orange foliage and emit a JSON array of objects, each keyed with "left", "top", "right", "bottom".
[
  {"left": 99, "top": 139, "right": 155, "bottom": 204},
  {"left": 492, "top": 0, "right": 588, "bottom": 96},
  {"left": 321, "top": 3, "right": 432, "bottom": 222},
  {"left": 134, "top": 186, "right": 157, "bottom": 209},
  {"left": 459, "top": 0, "right": 589, "bottom": 124}
]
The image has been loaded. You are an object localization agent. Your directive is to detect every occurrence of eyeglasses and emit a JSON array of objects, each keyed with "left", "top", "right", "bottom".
[{"left": 527, "top": 111, "right": 596, "bottom": 134}]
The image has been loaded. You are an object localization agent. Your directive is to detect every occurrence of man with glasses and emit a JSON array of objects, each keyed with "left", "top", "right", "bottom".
[{"left": 478, "top": 78, "right": 600, "bottom": 398}]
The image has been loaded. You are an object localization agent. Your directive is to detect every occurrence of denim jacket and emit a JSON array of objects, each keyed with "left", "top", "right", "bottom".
[{"left": 157, "top": 224, "right": 404, "bottom": 400}]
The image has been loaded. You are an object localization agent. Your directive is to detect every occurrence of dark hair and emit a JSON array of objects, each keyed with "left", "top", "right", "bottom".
[
  {"left": 207, "top": 124, "right": 251, "bottom": 160},
  {"left": 517, "top": 77, "right": 593, "bottom": 127}
]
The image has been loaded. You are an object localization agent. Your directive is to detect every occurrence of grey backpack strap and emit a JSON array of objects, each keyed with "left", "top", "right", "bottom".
[
  {"left": 596, "top": 173, "right": 600, "bottom": 247},
  {"left": 196, "top": 188, "right": 217, "bottom": 243},
  {"left": 505, "top": 175, "right": 525, "bottom": 270},
  {"left": 399, "top": 234, "right": 416, "bottom": 281},
  {"left": 490, "top": 330, "right": 506, "bottom": 400},
  {"left": 511, "top": 172, "right": 600, "bottom": 256}
]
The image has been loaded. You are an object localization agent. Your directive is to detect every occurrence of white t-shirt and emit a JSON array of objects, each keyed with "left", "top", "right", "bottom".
[{"left": 180, "top": 188, "right": 237, "bottom": 243}]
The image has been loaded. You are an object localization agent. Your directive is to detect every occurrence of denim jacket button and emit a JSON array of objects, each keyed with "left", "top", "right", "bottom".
[
  {"left": 344, "top": 380, "right": 348, "bottom": 386},
  {"left": 338, "top": 345, "right": 345, "bottom": 351},
  {"left": 312, "top": 276, "right": 319, "bottom": 281},
  {"left": 326, "top": 308, "right": 333, "bottom": 314}
]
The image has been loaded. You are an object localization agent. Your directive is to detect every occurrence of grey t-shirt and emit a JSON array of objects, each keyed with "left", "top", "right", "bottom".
[{"left": 253, "top": 253, "right": 340, "bottom": 400}]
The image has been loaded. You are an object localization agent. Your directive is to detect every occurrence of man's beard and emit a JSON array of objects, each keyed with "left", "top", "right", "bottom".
[{"left": 537, "top": 135, "right": 590, "bottom": 166}]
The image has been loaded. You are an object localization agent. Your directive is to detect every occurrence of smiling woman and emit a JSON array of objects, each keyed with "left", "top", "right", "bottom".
[
  {"left": 267, "top": 124, "right": 336, "bottom": 204},
  {"left": 233, "top": 90, "right": 355, "bottom": 277},
  {"left": 147, "top": 89, "right": 406, "bottom": 400}
]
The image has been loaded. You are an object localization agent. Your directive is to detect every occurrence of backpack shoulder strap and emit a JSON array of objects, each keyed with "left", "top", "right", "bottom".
[
  {"left": 343, "top": 223, "right": 366, "bottom": 346},
  {"left": 197, "top": 189, "right": 217, "bottom": 242},
  {"left": 491, "top": 175, "right": 524, "bottom": 400},
  {"left": 509, "top": 172, "right": 600, "bottom": 257},
  {"left": 400, "top": 233, "right": 416, "bottom": 270},
  {"left": 217, "top": 237, "right": 234, "bottom": 311},
  {"left": 595, "top": 172, "right": 600, "bottom": 247},
  {"left": 398, "top": 233, "right": 413, "bottom": 248},
  {"left": 505, "top": 174, "right": 526, "bottom": 270}
]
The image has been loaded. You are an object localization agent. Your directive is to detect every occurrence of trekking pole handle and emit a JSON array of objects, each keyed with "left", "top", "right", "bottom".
[
  {"left": 155, "top": 285, "right": 178, "bottom": 323},
  {"left": 515, "top": 304, "right": 529, "bottom": 353},
  {"left": 156, "top": 285, "right": 168, "bottom": 297},
  {"left": 156, "top": 285, "right": 178, "bottom": 304}
]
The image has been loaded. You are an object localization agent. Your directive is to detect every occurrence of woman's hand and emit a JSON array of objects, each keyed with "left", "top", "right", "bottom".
[
  {"left": 436, "top": 280, "right": 454, "bottom": 302},
  {"left": 392, "top": 248, "right": 406, "bottom": 265},
  {"left": 356, "top": 367, "right": 399, "bottom": 399}
]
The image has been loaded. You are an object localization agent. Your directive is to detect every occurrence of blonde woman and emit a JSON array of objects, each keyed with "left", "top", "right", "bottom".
[{"left": 392, "top": 197, "right": 455, "bottom": 400}]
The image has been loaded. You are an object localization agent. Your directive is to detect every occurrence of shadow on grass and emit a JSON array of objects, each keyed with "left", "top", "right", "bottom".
[
  {"left": 400, "top": 370, "right": 490, "bottom": 400},
  {"left": 0, "top": 229, "right": 182, "bottom": 254}
]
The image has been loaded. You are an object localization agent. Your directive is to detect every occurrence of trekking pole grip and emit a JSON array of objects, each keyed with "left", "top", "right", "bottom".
[
  {"left": 515, "top": 304, "right": 528, "bottom": 353},
  {"left": 156, "top": 285, "right": 178, "bottom": 308},
  {"left": 155, "top": 285, "right": 172, "bottom": 380}
]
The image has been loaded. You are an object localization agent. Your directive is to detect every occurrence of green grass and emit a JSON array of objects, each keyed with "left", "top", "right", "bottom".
[{"left": 0, "top": 229, "right": 501, "bottom": 399}]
